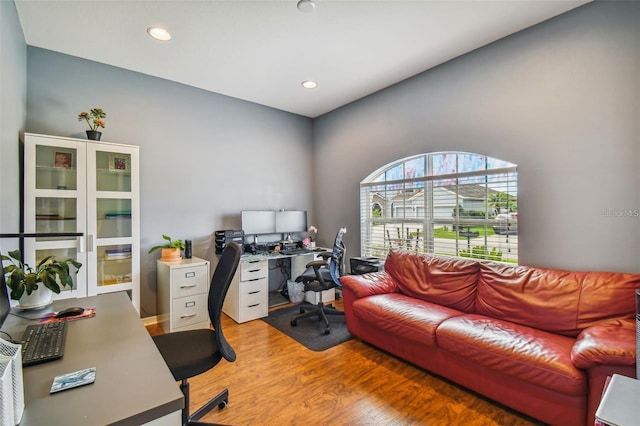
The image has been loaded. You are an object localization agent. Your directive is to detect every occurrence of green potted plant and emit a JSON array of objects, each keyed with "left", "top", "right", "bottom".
[
  {"left": 78, "top": 108, "right": 106, "bottom": 141},
  {"left": 1, "top": 249, "right": 82, "bottom": 309},
  {"left": 148, "top": 235, "right": 186, "bottom": 262}
]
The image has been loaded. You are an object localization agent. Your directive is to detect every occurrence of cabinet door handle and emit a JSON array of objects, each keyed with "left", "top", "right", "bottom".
[
  {"left": 86, "top": 234, "right": 94, "bottom": 252},
  {"left": 180, "top": 284, "right": 197, "bottom": 289},
  {"left": 180, "top": 313, "right": 196, "bottom": 319},
  {"left": 78, "top": 236, "right": 85, "bottom": 253}
]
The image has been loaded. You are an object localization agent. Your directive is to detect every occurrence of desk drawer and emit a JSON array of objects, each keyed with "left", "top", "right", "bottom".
[
  {"left": 171, "top": 264, "right": 208, "bottom": 297},
  {"left": 238, "top": 301, "right": 268, "bottom": 322},
  {"left": 171, "top": 293, "right": 209, "bottom": 329},
  {"left": 240, "top": 277, "right": 266, "bottom": 295},
  {"left": 239, "top": 288, "right": 264, "bottom": 306},
  {"left": 241, "top": 260, "right": 268, "bottom": 280}
]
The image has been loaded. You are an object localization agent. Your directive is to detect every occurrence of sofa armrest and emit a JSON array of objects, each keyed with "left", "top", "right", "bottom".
[
  {"left": 571, "top": 318, "right": 636, "bottom": 369},
  {"left": 340, "top": 272, "right": 399, "bottom": 299}
]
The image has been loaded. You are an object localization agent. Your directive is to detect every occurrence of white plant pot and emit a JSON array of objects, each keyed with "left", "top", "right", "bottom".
[{"left": 18, "top": 287, "right": 54, "bottom": 310}]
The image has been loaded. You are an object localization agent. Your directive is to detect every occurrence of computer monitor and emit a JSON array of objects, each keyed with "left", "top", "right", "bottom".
[
  {"left": 275, "top": 210, "right": 307, "bottom": 234},
  {"left": 241, "top": 210, "right": 276, "bottom": 235}
]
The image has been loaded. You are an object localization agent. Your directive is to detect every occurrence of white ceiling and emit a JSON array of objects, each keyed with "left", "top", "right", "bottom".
[{"left": 15, "top": 0, "right": 589, "bottom": 118}]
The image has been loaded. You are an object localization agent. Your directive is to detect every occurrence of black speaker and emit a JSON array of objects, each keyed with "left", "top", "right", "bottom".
[{"left": 185, "top": 240, "right": 192, "bottom": 259}]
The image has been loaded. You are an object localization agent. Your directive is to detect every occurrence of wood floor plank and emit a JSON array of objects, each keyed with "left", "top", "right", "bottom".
[{"left": 147, "top": 301, "right": 541, "bottom": 425}]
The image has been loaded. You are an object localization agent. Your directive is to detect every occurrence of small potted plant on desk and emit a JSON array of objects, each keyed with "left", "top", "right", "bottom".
[
  {"left": 148, "top": 235, "right": 186, "bottom": 263},
  {"left": 1, "top": 249, "right": 82, "bottom": 309}
]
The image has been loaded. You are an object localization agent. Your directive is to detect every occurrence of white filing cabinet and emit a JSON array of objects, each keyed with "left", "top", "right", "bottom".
[
  {"left": 223, "top": 258, "right": 269, "bottom": 323},
  {"left": 156, "top": 257, "right": 211, "bottom": 332}
]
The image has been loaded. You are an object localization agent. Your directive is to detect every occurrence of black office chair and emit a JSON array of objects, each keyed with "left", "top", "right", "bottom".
[
  {"left": 153, "top": 242, "right": 241, "bottom": 426},
  {"left": 290, "top": 227, "right": 346, "bottom": 335}
]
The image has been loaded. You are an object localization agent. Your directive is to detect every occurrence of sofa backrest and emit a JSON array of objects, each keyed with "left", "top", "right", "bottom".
[
  {"left": 476, "top": 262, "right": 640, "bottom": 337},
  {"left": 384, "top": 250, "right": 479, "bottom": 313}
]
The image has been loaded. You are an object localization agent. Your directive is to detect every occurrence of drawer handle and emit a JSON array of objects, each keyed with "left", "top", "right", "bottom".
[
  {"left": 247, "top": 278, "right": 261, "bottom": 282},
  {"left": 248, "top": 304, "right": 260, "bottom": 308},
  {"left": 180, "top": 313, "right": 197, "bottom": 319},
  {"left": 248, "top": 291, "right": 260, "bottom": 295},
  {"left": 180, "top": 284, "right": 197, "bottom": 289},
  {"left": 185, "top": 272, "right": 196, "bottom": 278},
  {"left": 248, "top": 269, "right": 260, "bottom": 273}
]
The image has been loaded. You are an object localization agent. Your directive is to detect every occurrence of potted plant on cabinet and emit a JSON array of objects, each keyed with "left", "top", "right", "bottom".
[
  {"left": 148, "top": 235, "right": 186, "bottom": 262},
  {"left": 1, "top": 249, "right": 82, "bottom": 309},
  {"left": 78, "top": 108, "right": 106, "bottom": 141}
]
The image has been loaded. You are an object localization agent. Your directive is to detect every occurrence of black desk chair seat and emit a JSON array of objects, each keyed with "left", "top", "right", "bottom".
[{"left": 153, "top": 242, "right": 241, "bottom": 426}]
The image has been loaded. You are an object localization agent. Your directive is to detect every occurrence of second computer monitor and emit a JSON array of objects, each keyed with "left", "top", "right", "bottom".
[{"left": 275, "top": 210, "right": 307, "bottom": 234}]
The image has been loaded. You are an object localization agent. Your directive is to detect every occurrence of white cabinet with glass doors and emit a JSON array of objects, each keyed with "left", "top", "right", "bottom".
[{"left": 23, "top": 133, "right": 140, "bottom": 313}]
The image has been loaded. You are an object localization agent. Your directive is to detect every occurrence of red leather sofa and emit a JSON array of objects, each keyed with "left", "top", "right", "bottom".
[{"left": 341, "top": 250, "right": 639, "bottom": 426}]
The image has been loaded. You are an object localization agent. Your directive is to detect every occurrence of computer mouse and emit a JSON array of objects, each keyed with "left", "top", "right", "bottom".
[{"left": 54, "top": 307, "right": 85, "bottom": 319}]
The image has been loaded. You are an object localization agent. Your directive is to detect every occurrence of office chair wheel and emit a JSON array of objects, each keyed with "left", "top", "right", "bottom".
[
  {"left": 218, "top": 401, "right": 227, "bottom": 410},
  {"left": 290, "top": 319, "right": 297, "bottom": 326},
  {"left": 323, "top": 328, "right": 330, "bottom": 335}
]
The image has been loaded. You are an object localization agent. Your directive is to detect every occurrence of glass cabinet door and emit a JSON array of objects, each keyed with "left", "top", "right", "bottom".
[
  {"left": 24, "top": 135, "right": 87, "bottom": 299},
  {"left": 86, "top": 145, "right": 139, "bottom": 309}
]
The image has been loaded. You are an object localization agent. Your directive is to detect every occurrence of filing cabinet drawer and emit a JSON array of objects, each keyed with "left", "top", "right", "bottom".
[
  {"left": 171, "top": 293, "right": 209, "bottom": 330},
  {"left": 171, "top": 264, "right": 208, "bottom": 297},
  {"left": 240, "top": 260, "right": 268, "bottom": 281}
]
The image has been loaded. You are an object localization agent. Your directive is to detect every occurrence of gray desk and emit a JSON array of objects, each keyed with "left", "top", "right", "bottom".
[{"left": 1, "top": 292, "right": 183, "bottom": 425}]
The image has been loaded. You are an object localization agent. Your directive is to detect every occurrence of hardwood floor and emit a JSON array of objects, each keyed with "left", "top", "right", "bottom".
[{"left": 147, "top": 300, "right": 540, "bottom": 426}]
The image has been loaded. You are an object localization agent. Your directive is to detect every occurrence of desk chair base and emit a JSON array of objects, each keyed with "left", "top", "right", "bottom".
[
  {"left": 180, "top": 378, "right": 228, "bottom": 426},
  {"left": 290, "top": 302, "right": 345, "bottom": 335}
]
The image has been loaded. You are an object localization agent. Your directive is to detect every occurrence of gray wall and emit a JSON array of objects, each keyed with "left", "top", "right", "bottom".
[
  {"left": 25, "top": 48, "right": 314, "bottom": 317},
  {"left": 0, "top": 0, "right": 27, "bottom": 239},
  {"left": 2, "top": 1, "right": 639, "bottom": 318},
  {"left": 314, "top": 1, "right": 640, "bottom": 274}
]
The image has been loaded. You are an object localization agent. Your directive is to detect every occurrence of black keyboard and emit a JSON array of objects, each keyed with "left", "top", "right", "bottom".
[
  {"left": 20, "top": 321, "right": 67, "bottom": 366},
  {"left": 280, "top": 248, "right": 311, "bottom": 255}
]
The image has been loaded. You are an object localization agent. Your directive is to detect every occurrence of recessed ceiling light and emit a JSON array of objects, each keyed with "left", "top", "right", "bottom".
[
  {"left": 302, "top": 80, "right": 318, "bottom": 89},
  {"left": 297, "top": 0, "right": 315, "bottom": 13},
  {"left": 147, "top": 27, "right": 171, "bottom": 41}
]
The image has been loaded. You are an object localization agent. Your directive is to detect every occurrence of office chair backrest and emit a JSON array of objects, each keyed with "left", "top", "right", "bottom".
[
  {"left": 208, "top": 242, "right": 241, "bottom": 363},
  {"left": 329, "top": 227, "right": 347, "bottom": 286}
]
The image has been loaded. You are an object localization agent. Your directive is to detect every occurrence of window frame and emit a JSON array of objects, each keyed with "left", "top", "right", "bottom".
[{"left": 359, "top": 152, "right": 518, "bottom": 263}]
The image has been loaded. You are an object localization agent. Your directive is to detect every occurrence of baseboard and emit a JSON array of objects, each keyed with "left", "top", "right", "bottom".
[{"left": 142, "top": 315, "right": 158, "bottom": 326}]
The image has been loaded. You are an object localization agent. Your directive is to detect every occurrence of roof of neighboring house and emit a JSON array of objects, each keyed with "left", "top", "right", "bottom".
[{"left": 375, "top": 184, "right": 511, "bottom": 202}]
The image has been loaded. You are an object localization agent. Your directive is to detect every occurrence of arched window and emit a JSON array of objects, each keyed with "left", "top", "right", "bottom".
[{"left": 360, "top": 152, "right": 518, "bottom": 263}]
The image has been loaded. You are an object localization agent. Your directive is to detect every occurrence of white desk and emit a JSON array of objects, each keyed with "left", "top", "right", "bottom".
[
  {"left": 1, "top": 292, "right": 183, "bottom": 425},
  {"left": 220, "top": 250, "right": 330, "bottom": 323}
]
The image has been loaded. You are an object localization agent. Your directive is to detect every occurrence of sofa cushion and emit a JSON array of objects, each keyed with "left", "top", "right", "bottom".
[
  {"left": 437, "top": 314, "right": 586, "bottom": 397},
  {"left": 385, "top": 250, "right": 479, "bottom": 313},
  {"left": 575, "top": 272, "right": 640, "bottom": 330},
  {"left": 351, "top": 292, "right": 463, "bottom": 346},
  {"left": 476, "top": 262, "right": 640, "bottom": 336},
  {"left": 476, "top": 262, "right": 581, "bottom": 336}
]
